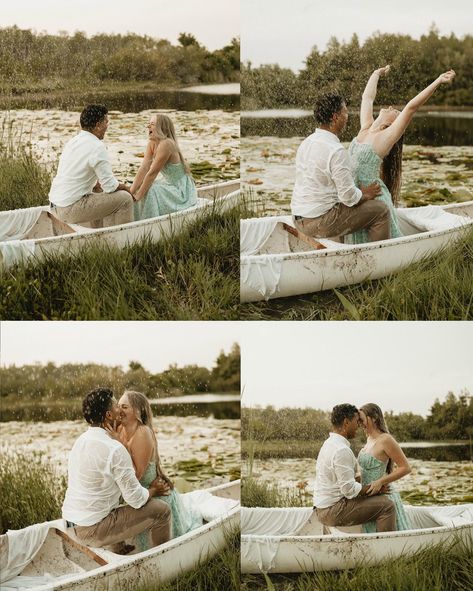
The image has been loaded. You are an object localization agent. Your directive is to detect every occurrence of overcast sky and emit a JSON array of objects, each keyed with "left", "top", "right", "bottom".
[
  {"left": 0, "top": 0, "right": 239, "bottom": 50},
  {"left": 0, "top": 322, "right": 240, "bottom": 372},
  {"left": 242, "top": 0, "right": 472, "bottom": 70},
  {"left": 241, "top": 322, "right": 472, "bottom": 416}
]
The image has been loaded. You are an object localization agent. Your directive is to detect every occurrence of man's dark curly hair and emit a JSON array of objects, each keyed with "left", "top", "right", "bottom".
[
  {"left": 80, "top": 104, "right": 108, "bottom": 130},
  {"left": 314, "top": 93, "right": 345, "bottom": 125},
  {"left": 331, "top": 403, "right": 359, "bottom": 427},
  {"left": 82, "top": 387, "right": 114, "bottom": 425}
]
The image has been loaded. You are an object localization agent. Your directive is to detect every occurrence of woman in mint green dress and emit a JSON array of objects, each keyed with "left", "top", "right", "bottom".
[
  {"left": 131, "top": 114, "right": 197, "bottom": 220},
  {"left": 116, "top": 391, "right": 202, "bottom": 552},
  {"left": 358, "top": 403, "right": 412, "bottom": 533},
  {"left": 345, "top": 66, "right": 456, "bottom": 244}
]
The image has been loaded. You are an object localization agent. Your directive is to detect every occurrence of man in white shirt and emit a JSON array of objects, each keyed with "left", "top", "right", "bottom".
[
  {"left": 292, "top": 93, "right": 390, "bottom": 241},
  {"left": 49, "top": 105, "right": 134, "bottom": 227},
  {"left": 314, "top": 404, "right": 396, "bottom": 532},
  {"left": 62, "top": 388, "right": 171, "bottom": 551}
]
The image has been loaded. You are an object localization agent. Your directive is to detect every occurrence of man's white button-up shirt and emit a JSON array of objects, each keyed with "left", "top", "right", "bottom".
[
  {"left": 62, "top": 427, "right": 149, "bottom": 526},
  {"left": 313, "top": 432, "right": 362, "bottom": 509},
  {"left": 292, "top": 129, "right": 362, "bottom": 218},
  {"left": 49, "top": 131, "right": 119, "bottom": 207}
]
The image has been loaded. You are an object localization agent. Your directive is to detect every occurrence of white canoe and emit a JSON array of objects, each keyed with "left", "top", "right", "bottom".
[
  {"left": 1, "top": 480, "right": 240, "bottom": 590},
  {"left": 0, "top": 180, "right": 240, "bottom": 268},
  {"left": 240, "top": 200, "right": 473, "bottom": 302},
  {"left": 241, "top": 503, "right": 473, "bottom": 573}
]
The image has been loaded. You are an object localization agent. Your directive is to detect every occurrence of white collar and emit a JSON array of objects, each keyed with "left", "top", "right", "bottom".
[
  {"left": 315, "top": 128, "right": 340, "bottom": 143},
  {"left": 329, "top": 432, "right": 350, "bottom": 446}
]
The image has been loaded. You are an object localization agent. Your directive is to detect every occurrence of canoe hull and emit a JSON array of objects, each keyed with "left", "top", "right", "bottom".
[
  {"left": 240, "top": 201, "right": 473, "bottom": 303},
  {"left": 241, "top": 522, "right": 473, "bottom": 574},
  {"left": 1, "top": 180, "right": 240, "bottom": 268}
]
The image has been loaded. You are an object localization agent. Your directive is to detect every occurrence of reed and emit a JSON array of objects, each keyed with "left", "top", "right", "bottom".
[
  {"left": 0, "top": 116, "right": 54, "bottom": 211},
  {"left": 242, "top": 478, "right": 308, "bottom": 508},
  {"left": 0, "top": 448, "right": 66, "bottom": 534}
]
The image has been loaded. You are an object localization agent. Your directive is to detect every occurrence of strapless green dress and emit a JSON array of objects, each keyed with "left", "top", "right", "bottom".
[
  {"left": 136, "top": 462, "right": 202, "bottom": 552},
  {"left": 358, "top": 451, "right": 411, "bottom": 533},
  {"left": 134, "top": 162, "right": 197, "bottom": 220},
  {"left": 344, "top": 139, "right": 403, "bottom": 244}
]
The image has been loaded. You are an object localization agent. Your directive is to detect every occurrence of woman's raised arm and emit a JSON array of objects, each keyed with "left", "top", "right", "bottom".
[
  {"left": 376, "top": 70, "right": 456, "bottom": 155},
  {"left": 359, "top": 65, "right": 390, "bottom": 130}
]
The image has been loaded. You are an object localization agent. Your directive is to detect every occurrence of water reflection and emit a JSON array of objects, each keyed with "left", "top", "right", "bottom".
[
  {"left": 0, "top": 398, "right": 240, "bottom": 422},
  {"left": 241, "top": 111, "right": 473, "bottom": 146},
  {"left": 2, "top": 89, "right": 240, "bottom": 113}
]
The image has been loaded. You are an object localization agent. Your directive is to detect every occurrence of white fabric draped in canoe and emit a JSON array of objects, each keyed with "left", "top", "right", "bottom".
[
  {"left": 181, "top": 490, "right": 239, "bottom": 522},
  {"left": 0, "top": 207, "right": 44, "bottom": 267},
  {"left": 241, "top": 507, "right": 313, "bottom": 572},
  {"left": 240, "top": 216, "right": 292, "bottom": 299},
  {"left": 0, "top": 207, "right": 44, "bottom": 242},
  {"left": 397, "top": 205, "right": 471, "bottom": 232},
  {"left": 1, "top": 519, "right": 66, "bottom": 586}
]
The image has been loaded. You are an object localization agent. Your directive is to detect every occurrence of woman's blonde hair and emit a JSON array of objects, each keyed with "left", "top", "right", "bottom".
[
  {"left": 381, "top": 135, "right": 403, "bottom": 206},
  {"left": 152, "top": 114, "right": 192, "bottom": 176},
  {"left": 123, "top": 390, "right": 167, "bottom": 478},
  {"left": 360, "top": 403, "right": 393, "bottom": 474}
]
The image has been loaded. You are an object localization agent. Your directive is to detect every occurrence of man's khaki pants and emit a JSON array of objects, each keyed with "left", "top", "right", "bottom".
[
  {"left": 52, "top": 190, "right": 133, "bottom": 228},
  {"left": 74, "top": 498, "right": 171, "bottom": 549},
  {"left": 295, "top": 200, "right": 390, "bottom": 242},
  {"left": 316, "top": 495, "right": 396, "bottom": 532}
]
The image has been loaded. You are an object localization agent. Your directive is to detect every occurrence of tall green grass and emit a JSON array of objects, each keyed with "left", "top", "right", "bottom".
[
  {"left": 0, "top": 206, "right": 239, "bottom": 320},
  {"left": 0, "top": 448, "right": 67, "bottom": 533},
  {"left": 242, "top": 478, "right": 308, "bottom": 508},
  {"left": 0, "top": 116, "right": 54, "bottom": 211},
  {"left": 241, "top": 227, "right": 473, "bottom": 320}
]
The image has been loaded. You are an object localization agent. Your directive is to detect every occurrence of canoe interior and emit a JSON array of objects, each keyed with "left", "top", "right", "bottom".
[
  {"left": 21, "top": 179, "right": 240, "bottom": 241},
  {"left": 18, "top": 480, "right": 240, "bottom": 581},
  {"left": 256, "top": 201, "right": 473, "bottom": 256}
]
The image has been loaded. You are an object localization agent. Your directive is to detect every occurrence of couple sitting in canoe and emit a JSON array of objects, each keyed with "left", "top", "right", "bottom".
[
  {"left": 48, "top": 104, "right": 197, "bottom": 228},
  {"left": 314, "top": 404, "right": 411, "bottom": 533},
  {"left": 62, "top": 388, "right": 201, "bottom": 554},
  {"left": 292, "top": 67, "right": 456, "bottom": 243}
]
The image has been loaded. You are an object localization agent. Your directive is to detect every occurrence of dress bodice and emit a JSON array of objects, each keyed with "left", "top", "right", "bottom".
[
  {"left": 348, "top": 139, "right": 383, "bottom": 186},
  {"left": 160, "top": 161, "right": 188, "bottom": 183},
  {"left": 358, "top": 450, "right": 388, "bottom": 485}
]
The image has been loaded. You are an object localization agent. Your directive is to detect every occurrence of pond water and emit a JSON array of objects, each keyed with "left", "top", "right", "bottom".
[
  {"left": 2, "top": 107, "right": 240, "bottom": 185},
  {"left": 0, "top": 416, "right": 241, "bottom": 489},
  {"left": 2, "top": 84, "right": 240, "bottom": 113},
  {"left": 243, "top": 137, "right": 473, "bottom": 214},
  {"left": 243, "top": 457, "right": 473, "bottom": 505},
  {"left": 241, "top": 109, "right": 473, "bottom": 146},
  {"left": 1, "top": 394, "right": 240, "bottom": 422}
]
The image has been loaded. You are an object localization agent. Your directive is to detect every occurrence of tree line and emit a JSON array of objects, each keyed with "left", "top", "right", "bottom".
[
  {"left": 0, "top": 27, "right": 239, "bottom": 93},
  {"left": 0, "top": 343, "right": 240, "bottom": 401},
  {"left": 242, "top": 391, "right": 473, "bottom": 442},
  {"left": 242, "top": 27, "right": 473, "bottom": 109}
]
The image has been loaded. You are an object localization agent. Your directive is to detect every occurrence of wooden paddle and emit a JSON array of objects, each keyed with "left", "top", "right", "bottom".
[
  {"left": 55, "top": 528, "right": 108, "bottom": 566},
  {"left": 282, "top": 223, "right": 327, "bottom": 250},
  {"left": 47, "top": 212, "right": 76, "bottom": 235}
]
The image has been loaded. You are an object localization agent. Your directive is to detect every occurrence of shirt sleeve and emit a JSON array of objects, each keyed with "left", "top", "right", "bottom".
[
  {"left": 110, "top": 446, "right": 149, "bottom": 509},
  {"left": 329, "top": 147, "right": 362, "bottom": 207},
  {"left": 89, "top": 145, "right": 120, "bottom": 193},
  {"left": 332, "top": 448, "right": 362, "bottom": 499}
]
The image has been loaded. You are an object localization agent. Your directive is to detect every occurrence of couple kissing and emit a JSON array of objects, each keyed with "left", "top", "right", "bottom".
[{"left": 314, "top": 403, "right": 411, "bottom": 533}]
